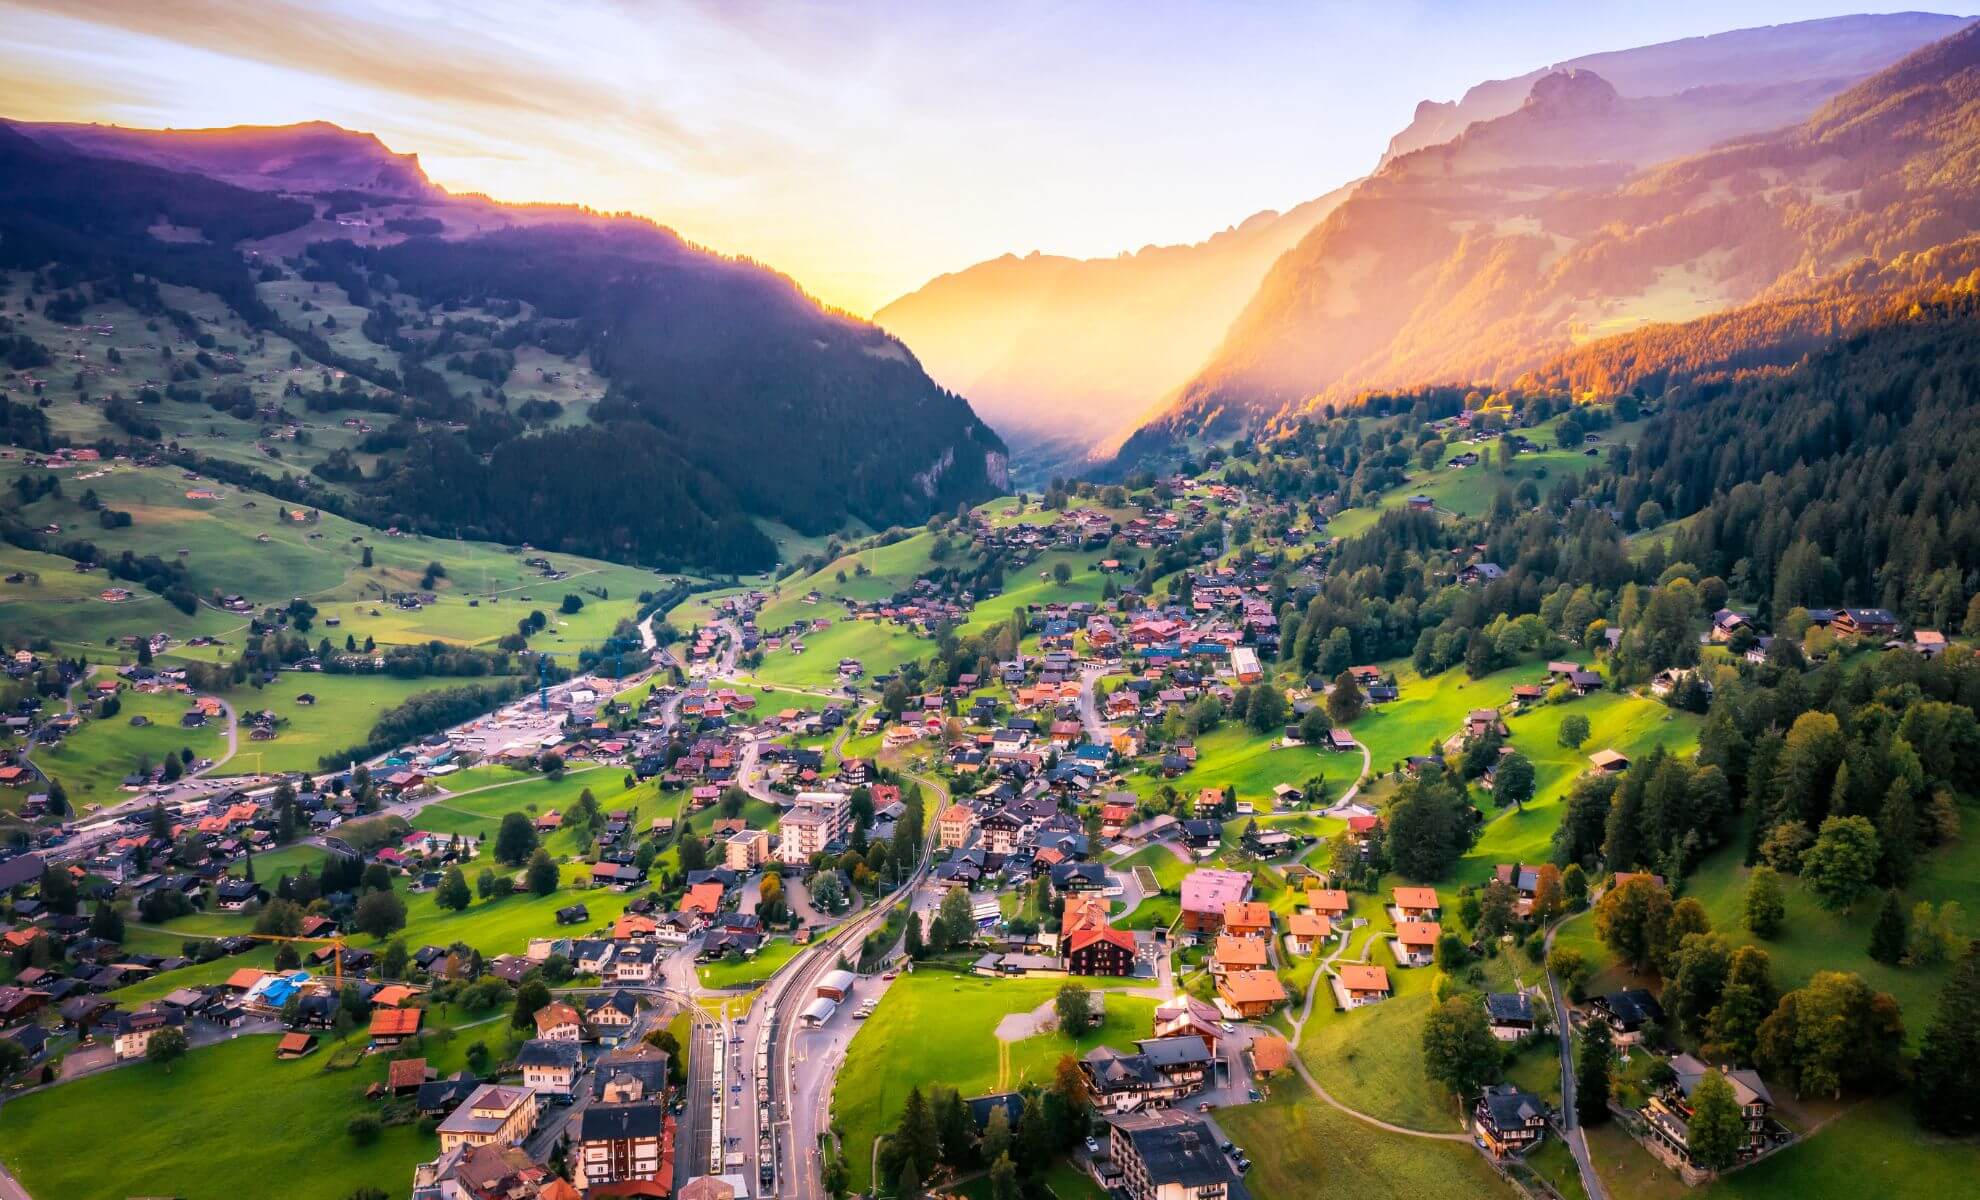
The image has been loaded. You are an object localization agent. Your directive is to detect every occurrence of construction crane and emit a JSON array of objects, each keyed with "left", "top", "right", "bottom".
[{"left": 248, "top": 932, "right": 352, "bottom": 990}]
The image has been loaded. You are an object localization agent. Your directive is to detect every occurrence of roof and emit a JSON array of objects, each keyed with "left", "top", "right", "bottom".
[
  {"left": 1287, "top": 911, "right": 1331, "bottom": 938},
  {"left": 516, "top": 1039, "right": 584, "bottom": 1070},
  {"left": 580, "top": 1101, "right": 667, "bottom": 1142},
  {"left": 1217, "top": 969, "right": 1287, "bottom": 1004},
  {"left": 1479, "top": 1082, "right": 1547, "bottom": 1129},
  {"left": 1392, "top": 886, "right": 1439, "bottom": 910},
  {"left": 1396, "top": 920, "right": 1441, "bottom": 948},
  {"left": 1213, "top": 935, "right": 1269, "bottom": 969},
  {"left": 1306, "top": 887, "right": 1350, "bottom": 913},
  {"left": 388, "top": 1057, "right": 429, "bottom": 1089},
  {"left": 369, "top": 1007, "right": 423, "bottom": 1037},
  {"left": 277, "top": 1032, "right": 315, "bottom": 1054},
  {"left": 1248, "top": 1034, "right": 1290, "bottom": 1073},
  {"left": 1338, "top": 963, "right": 1390, "bottom": 993},
  {"left": 535, "top": 1002, "right": 582, "bottom": 1033},
  {"left": 435, "top": 1084, "right": 535, "bottom": 1135},
  {"left": 1223, "top": 901, "right": 1271, "bottom": 929},
  {"left": 1485, "top": 992, "right": 1534, "bottom": 1023},
  {"left": 1109, "top": 1110, "right": 1238, "bottom": 1190},
  {"left": 1178, "top": 868, "right": 1250, "bottom": 913},
  {"left": 1588, "top": 749, "right": 1629, "bottom": 769}
]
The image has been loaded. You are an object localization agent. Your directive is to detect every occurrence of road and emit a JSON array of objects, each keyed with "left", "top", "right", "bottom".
[
  {"left": 1074, "top": 661, "right": 1117, "bottom": 744},
  {"left": 1544, "top": 917, "right": 1609, "bottom": 1200}
]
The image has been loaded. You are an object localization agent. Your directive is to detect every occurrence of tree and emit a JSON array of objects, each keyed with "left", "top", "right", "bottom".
[
  {"left": 89, "top": 899, "right": 125, "bottom": 943},
  {"left": 354, "top": 889, "right": 407, "bottom": 940},
  {"left": 1656, "top": 898, "right": 1712, "bottom": 976},
  {"left": 1575, "top": 1019, "right": 1613, "bottom": 1125},
  {"left": 1757, "top": 971, "right": 1904, "bottom": 1099},
  {"left": 1530, "top": 864, "right": 1565, "bottom": 923},
  {"left": 476, "top": 867, "right": 501, "bottom": 901},
  {"left": 382, "top": 940, "right": 409, "bottom": 980},
  {"left": 1422, "top": 996, "right": 1501, "bottom": 1098},
  {"left": 146, "top": 1025, "right": 188, "bottom": 1071},
  {"left": 1494, "top": 752, "right": 1535, "bottom": 809},
  {"left": 1051, "top": 1053, "right": 1093, "bottom": 1143},
  {"left": 1686, "top": 1070, "right": 1744, "bottom": 1171},
  {"left": 1326, "top": 671, "right": 1365, "bottom": 724},
  {"left": 1867, "top": 889, "right": 1908, "bottom": 965},
  {"left": 525, "top": 849, "right": 559, "bottom": 897},
  {"left": 988, "top": 1152, "right": 1019, "bottom": 1200},
  {"left": 1912, "top": 941, "right": 1980, "bottom": 1134},
  {"left": 494, "top": 812, "right": 539, "bottom": 866},
  {"left": 1558, "top": 713, "right": 1592, "bottom": 749},
  {"left": 1665, "top": 933, "right": 1732, "bottom": 1039},
  {"left": 981, "top": 1103, "right": 1013, "bottom": 1164},
  {"left": 933, "top": 887, "right": 974, "bottom": 954},
  {"left": 895, "top": 1159, "right": 921, "bottom": 1200},
  {"left": 893, "top": 1085, "right": 939, "bottom": 1189},
  {"left": 1705, "top": 946, "right": 1776, "bottom": 1063},
  {"left": 435, "top": 867, "right": 471, "bottom": 912},
  {"left": 0, "top": 1038, "right": 27, "bottom": 1083},
  {"left": 1594, "top": 877, "right": 1672, "bottom": 973},
  {"left": 1015, "top": 1090, "right": 1054, "bottom": 1174},
  {"left": 1799, "top": 816, "right": 1880, "bottom": 912},
  {"left": 1561, "top": 863, "right": 1588, "bottom": 910},
  {"left": 1548, "top": 946, "right": 1592, "bottom": 995},
  {"left": 1055, "top": 984, "right": 1095, "bottom": 1038},
  {"left": 511, "top": 978, "right": 551, "bottom": 1029},
  {"left": 1744, "top": 866, "right": 1786, "bottom": 938}
]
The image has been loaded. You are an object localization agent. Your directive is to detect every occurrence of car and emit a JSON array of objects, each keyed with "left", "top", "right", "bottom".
[
  {"left": 1219, "top": 1141, "right": 1234, "bottom": 1155},
  {"left": 1198, "top": 1101, "right": 1214, "bottom": 1111},
  {"left": 1084, "top": 1137, "right": 1101, "bottom": 1155},
  {"left": 881, "top": 971, "right": 898, "bottom": 980},
  {"left": 1219, "top": 1021, "right": 1235, "bottom": 1032},
  {"left": 1247, "top": 1088, "right": 1261, "bottom": 1102}
]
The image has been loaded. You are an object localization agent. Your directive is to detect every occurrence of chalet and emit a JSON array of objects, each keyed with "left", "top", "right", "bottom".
[
  {"left": 388, "top": 1056, "right": 433, "bottom": 1095},
  {"left": 1178, "top": 869, "right": 1251, "bottom": 937},
  {"left": 1305, "top": 887, "right": 1351, "bottom": 921},
  {"left": 1459, "top": 563, "right": 1505, "bottom": 585},
  {"left": 1222, "top": 901, "right": 1272, "bottom": 940},
  {"left": 534, "top": 1002, "right": 584, "bottom": 1042},
  {"left": 516, "top": 1038, "right": 584, "bottom": 1099},
  {"left": 1081, "top": 1036, "right": 1214, "bottom": 1112},
  {"left": 1510, "top": 684, "right": 1547, "bottom": 708},
  {"left": 1336, "top": 963, "right": 1391, "bottom": 1008},
  {"left": 1644, "top": 1054, "right": 1779, "bottom": 1171},
  {"left": 1474, "top": 1083, "right": 1549, "bottom": 1158},
  {"left": 1704, "top": 609, "right": 1749, "bottom": 643},
  {"left": 1179, "top": 819, "right": 1220, "bottom": 855},
  {"left": 1391, "top": 886, "right": 1440, "bottom": 921},
  {"left": 276, "top": 1031, "right": 318, "bottom": 1059},
  {"left": 1393, "top": 921, "right": 1440, "bottom": 967},
  {"left": 1326, "top": 727, "right": 1357, "bottom": 753},
  {"left": 1567, "top": 670, "right": 1604, "bottom": 696},
  {"left": 1588, "top": 749, "right": 1630, "bottom": 774},
  {"left": 937, "top": 804, "right": 976, "bottom": 850},
  {"left": 1283, "top": 910, "right": 1330, "bottom": 956},
  {"left": 112, "top": 1005, "right": 184, "bottom": 1060},
  {"left": 1065, "top": 924, "right": 1136, "bottom": 977},
  {"left": 1831, "top": 608, "right": 1898, "bottom": 639},
  {"left": 1485, "top": 992, "right": 1535, "bottom": 1041},
  {"left": 1590, "top": 988, "right": 1664, "bottom": 1045},
  {"left": 1913, "top": 630, "right": 1948, "bottom": 657},
  {"left": 1209, "top": 935, "right": 1269, "bottom": 980},
  {"left": 1216, "top": 968, "right": 1287, "bottom": 1019},
  {"left": 368, "top": 1006, "right": 423, "bottom": 1047}
]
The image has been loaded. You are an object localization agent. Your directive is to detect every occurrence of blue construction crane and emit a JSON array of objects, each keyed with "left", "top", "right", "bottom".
[{"left": 538, "top": 653, "right": 552, "bottom": 711}]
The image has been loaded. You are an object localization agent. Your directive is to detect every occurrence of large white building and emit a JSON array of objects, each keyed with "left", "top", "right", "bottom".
[{"left": 778, "top": 791, "right": 850, "bottom": 864}]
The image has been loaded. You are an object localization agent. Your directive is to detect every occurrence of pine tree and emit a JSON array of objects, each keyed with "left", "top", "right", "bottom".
[
  {"left": 895, "top": 1086, "right": 939, "bottom": 1185},
  {"left": 1575, "top": 1019, "right": 1612, "bottom": 1125},
  {"left": 1867, "top": 889, "right": 1908, "bottom": 965},
  {"left": 1913, "top": 941, "right": 1980, "bottom": 1134}
]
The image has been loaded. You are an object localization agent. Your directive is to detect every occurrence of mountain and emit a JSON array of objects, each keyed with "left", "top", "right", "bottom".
[
  {"left": 1381, "top": 11, "right": 1974, "bottom": 164},
  {"left": 18, "top": 119, "right": 438, "bottom": 198},
  {"left": 1119, "top": 16, "right": 1980, "bottom": 462},
  {"left": 875, "top": 183, "right": 1354, "bottom": 460},
  {"left": 0, "top": 121, "right": 1006, "bottom": 571}
]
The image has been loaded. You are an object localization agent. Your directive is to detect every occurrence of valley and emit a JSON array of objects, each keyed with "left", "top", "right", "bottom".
[{"left": 5, "top": 10, "right": 1980, "bottom": 1200}]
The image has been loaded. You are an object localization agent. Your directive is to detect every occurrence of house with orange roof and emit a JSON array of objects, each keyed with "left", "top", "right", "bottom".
[
  {"left": 612, "top": 913, "right": 658, "bottom": 941},
  {"left": 1394, "top": 921, "right": 1442, "bottom": 967},
  {"left": 1392, "top": 887, "right": 1441, "bottom": 921},
  {"left": 1222, "top": 901, "right": 1273, "bottom": 940},
  {"left": 1336, "top": 963, "right": 1392, "bottom": 1008},
  {"left": 368, "top": 1006, "right": 423, "bottom": 1046},
  {"left": 682, "top": 881, "right": 724, "bottom": 915},
  {"left": 533, "top": 1002, "right": 583, "bottom": 1042},
  {"left": 1210, "top": 934, "right": 1269, "bottom": 978},
  {"left": 1285, "top": 910, "right": 1332, "bottom": 955},
  {"left": 1216, "top": 968, "right": 1288, "bottom": 1019},
  {"left": 1305, "top": 888, "right": 1351, "bottom": 920}
]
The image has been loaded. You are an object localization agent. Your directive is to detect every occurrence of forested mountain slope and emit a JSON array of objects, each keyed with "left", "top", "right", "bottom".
[
  {"left": 0, "top": 122, "right": 1006, "bottom": 571},
  {"left": 1120, "top": 20, "right": 1980, "bottom": 463}
]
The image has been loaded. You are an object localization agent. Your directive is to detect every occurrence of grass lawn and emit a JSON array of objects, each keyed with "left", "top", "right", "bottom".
[
  {"left": 1120, "top": 723, "right": 1338, "bottom": 809},
  {"left": 833, "top": 968, "right": 1157, "bottom": 1193},
  {"left": 747, "top": 618, "right": 930, "bottom": 690},
  {"left": 0, "top": 1025, "right": 473, "bottom": 1199},
  {"left": 696, "top": 937, "right": 804, "bottom": 989},
  {"left": 216, "top": 672, "right": 456, "bottom": 775},
  {"left": 1217, "top": 1089, "right": 1513, "bottom": 1200},
  {"left": 1525, "top": 1136, "right": 1590, "bottom": 1200},
  {"left": 233, "top": 842, "right": 331, "bottom": 880},
  {"left": 1551, "top": 831, "right": 1976, "bottom": 1046},
  {"left": 0, "top": 542, "right": 242, "bottom": 658},
  {"left": 30, "top": 687, "right": 224, "bottom": 810},
  {"left": 1295, "top": 940, "right": 1466, "bottom": 1132},
  {"left": 1701, "top": 1099, "right": 1980, "bottom": 1198}
]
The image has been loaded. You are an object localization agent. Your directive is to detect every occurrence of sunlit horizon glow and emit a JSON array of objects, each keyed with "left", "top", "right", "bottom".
[{"left": 0, "top": 0, "right": 1940, "bottom": 315}]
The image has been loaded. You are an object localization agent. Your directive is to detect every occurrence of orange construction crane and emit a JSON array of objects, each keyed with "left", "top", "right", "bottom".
[{"left": 247, "top": 933, "right": 351, "bottom": 990}]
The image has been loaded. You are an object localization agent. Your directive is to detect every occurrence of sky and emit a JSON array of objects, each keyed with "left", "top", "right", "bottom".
[{"left": 0, "top": 1, "right": 1951, "bottom": 314}]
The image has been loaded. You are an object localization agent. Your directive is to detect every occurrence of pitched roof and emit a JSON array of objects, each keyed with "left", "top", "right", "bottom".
[
  {"left": 1396, "top": 920, "right": 1441, "bottom": 948},
  {"left": 1217, "top": 969, "right": 1287, "bottom": 1004},
  {"left": 388, "top": 1056, "right": 429, "bottom": 1089},
  {"left": 1392, "top": 886, "right": 1439, "bottom": 910},
  {"left": 369, "top": 1007, "right": 422, "bottom": 1037},
  {"left": 1337, "top": 963, "right": 1390, "bottom": 993}
]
